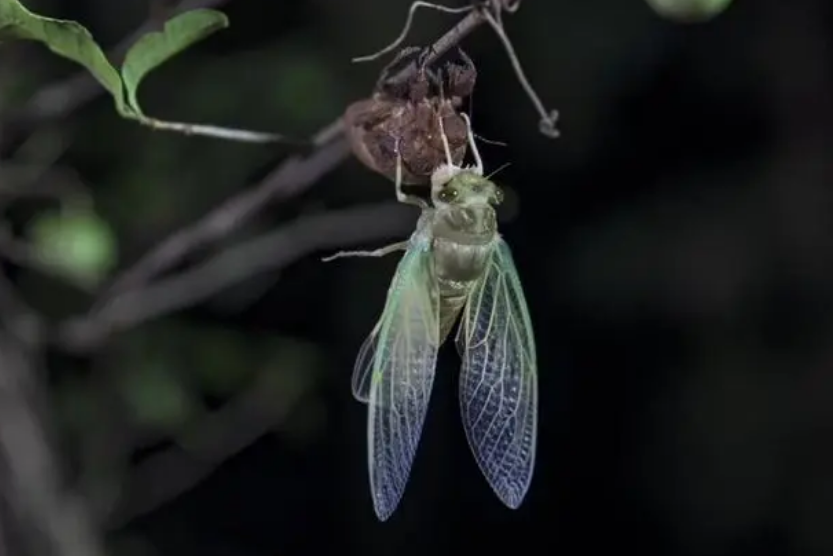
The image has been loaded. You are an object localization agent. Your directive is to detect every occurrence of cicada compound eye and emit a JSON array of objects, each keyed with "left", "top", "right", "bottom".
[
  {"left": 438, "top": 186, "right": 459, "bottom": 203},
  {"left": 491, "top": 187, "right": 505, "bottom": 206}
]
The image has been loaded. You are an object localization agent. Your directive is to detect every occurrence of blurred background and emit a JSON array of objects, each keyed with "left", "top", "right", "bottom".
[{"left": 1, "top": 0, "right": 832, "bottom": 555}]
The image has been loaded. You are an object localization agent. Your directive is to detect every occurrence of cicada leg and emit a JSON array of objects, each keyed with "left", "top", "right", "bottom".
[{"left": 321, "top": 241, "right": 409, "bottom": 262}]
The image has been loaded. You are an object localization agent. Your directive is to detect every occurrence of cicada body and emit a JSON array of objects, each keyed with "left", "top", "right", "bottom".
[{"left": 341, "top": 113, "right": 537, "bottom": 520}]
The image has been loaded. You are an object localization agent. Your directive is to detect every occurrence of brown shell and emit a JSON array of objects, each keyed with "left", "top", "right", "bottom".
[
  {"left": 344, "top": 46, "right": 477, "bottom": 186},
  {"left": 344, "top": 95, "right": 467, "bottom": 185}
]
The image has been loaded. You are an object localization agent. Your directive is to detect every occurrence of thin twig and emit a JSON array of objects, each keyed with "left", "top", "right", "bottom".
[
  {"left": 0, "top": 163, "right": 93, "bottom": 212},
  {"left": 351, "top": 1, "right": 474, "bottom": 63},
  {"left": 480, "top": 8, "right": 559, "bottom": 137},
  {"left": 60, "top": 202, "right": 415, "bottom": 351},
  {"left": 94, "top": 125, "right": 348, "bottom": 307},
  {"left": 1, "top": 0, "right": 294, "bottom": 147},
  {"left": 143, "top": 118, "right": 296, "bottom": 144}
]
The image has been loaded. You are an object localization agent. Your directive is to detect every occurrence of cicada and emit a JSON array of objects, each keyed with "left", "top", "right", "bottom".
[{"left": 326, "top": 113, "right": 537, "bottom": 520}]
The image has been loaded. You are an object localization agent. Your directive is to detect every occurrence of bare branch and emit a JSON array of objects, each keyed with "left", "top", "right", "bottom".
[
  {"left": 61, "top": 202, "right": 415, "bottom": 351},
  {"left": 141, "top": 117, "right": 298, "bottom": 144},
  {"left": 0, "top": 335, "right": 105, "bottom": 556},
  {"left": 95, "top": 125, "right": 348, "bottom": 306},
  {"left": 480, "top": 8, "right": 559, "bottom": 137},
  {"left": 384, "top": 8, "right": 489, "bottom": 91},
  {"left": 0, "top": 275, "right": 43, "bottom": 346},
  {"left": 351, "top": 1, "right": 474, "bottom": 63}
]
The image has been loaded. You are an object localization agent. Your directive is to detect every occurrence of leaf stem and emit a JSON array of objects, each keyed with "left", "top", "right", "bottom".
[{"left": 143, "top": 117, "right": 295, "bottom": 144}]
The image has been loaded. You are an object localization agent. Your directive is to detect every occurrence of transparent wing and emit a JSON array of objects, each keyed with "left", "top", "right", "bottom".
[
  {"left": 455, "top": 239, "right": 538, "bottom": 509},
  {"left": 364, "top": 242, "right": 440, "bottom": 520},
  {"left": 352, "top": 319, "right": 380, "bottom": 403}
]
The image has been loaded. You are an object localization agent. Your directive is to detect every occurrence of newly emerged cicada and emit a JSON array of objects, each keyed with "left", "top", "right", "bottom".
[{"left": 326, "top": 113, "right": 537, "bottom": 520}]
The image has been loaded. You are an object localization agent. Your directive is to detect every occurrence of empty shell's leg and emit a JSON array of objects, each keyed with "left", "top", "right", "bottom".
[{"left": 394, "top": 141, "right": 430, "bottom": 209}]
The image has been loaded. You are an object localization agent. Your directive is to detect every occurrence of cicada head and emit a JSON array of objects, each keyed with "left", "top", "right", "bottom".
[
  {"left": 430, "top": 111, "right": 503, "bottom": 208},
  {"left": 435, "top": 172, "right": 504, "bottom": 208}
]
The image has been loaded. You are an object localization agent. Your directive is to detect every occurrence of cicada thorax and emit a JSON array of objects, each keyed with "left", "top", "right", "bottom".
[{"left": 431, "top": 202, "right": 499, "bottom": 342}]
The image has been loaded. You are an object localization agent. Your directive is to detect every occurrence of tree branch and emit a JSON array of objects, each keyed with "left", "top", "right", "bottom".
[
  {"left": 61, "top": 201, "right": 415, "bottom": 350},
  {"left": 0, "top": 335, "right": 105, "bottom": 556}
]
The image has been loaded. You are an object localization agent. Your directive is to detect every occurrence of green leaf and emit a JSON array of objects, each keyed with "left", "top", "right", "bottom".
[
  {"left": 119, "top": 362, "right": 197, "bottom": 430},
  {"left": 28, "top": 208, "right": 118, "bottom": 288},
  {"left": 121, "top": 9, "right": 229, "bottom": 116},
  {"left": 0, "top": 0, "right": 128, "bottom": 114}
]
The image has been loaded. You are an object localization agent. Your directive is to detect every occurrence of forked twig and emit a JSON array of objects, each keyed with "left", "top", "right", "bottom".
[
  {"left": 479, "top": 8, "right": 559, "bottom": 137},
  {"left": 352, "top": 1, "right": 474, "bottom": 63},
  {"left": 352, "top": 0, "right": 559, "bottom": 138}
]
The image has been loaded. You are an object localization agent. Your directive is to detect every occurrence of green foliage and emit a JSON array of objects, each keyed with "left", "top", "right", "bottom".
[
  {"left": 118, "top": 360, "right": 199, "bottom": 430},
  {"left": 0, "top": 0, "right": 228, "bottom": 121},
  {"left": 27, "top": 207, "right": 117, "bottom": 288},
  {"left": 121, "top": 10, "right": 229, "bottom": 118},
  {"left": 645, "top": 0, "right": 734, "bottom": 22},
  {"left": 53, "top": 322, "right": 325, "bottom": 445},
  {"left": 0, "top": 0, "right": 125, "bottom": 111}
]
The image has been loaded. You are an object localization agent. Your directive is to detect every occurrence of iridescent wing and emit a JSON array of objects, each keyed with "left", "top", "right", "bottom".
[
  {"left": 351, "top": 320, "right": 379, "bottom": 403},
  {"left": 455, "top": 238, "right": 538, "bottom": 509},
  {"left": 360, "top": 240, "right": 440, "bottom": 520}
]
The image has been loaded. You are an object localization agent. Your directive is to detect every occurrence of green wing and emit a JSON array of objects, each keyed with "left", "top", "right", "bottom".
[
  {"left": 455, "top": 239, "right": 538, "bottom": 509},
  {"left": 356, "top": 240, "right": 440, "bottom": 520},
  {"left": 351, "top": 319, "right": 379, "bottom": 403}
]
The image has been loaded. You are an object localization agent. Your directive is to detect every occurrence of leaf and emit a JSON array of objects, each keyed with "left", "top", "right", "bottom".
[
  {"left": 119, "top": 362, "right": 198, "bottom": 431},
  {"left": 121, "top": 9, "right": 229, "bottom": 116},
  {"left": 0, "top": 0, "right": 128, "bottom": 115},
  {"left": 28, "top": 208, "right": 118, "bottom": 288},
  {"left": 0, "top": 2, "right": 269, "bottom": 142}
]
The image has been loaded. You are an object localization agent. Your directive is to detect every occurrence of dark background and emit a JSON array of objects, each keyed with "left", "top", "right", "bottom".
[{"left": 3, "top": 0, "right": 833, "bottom": 555}]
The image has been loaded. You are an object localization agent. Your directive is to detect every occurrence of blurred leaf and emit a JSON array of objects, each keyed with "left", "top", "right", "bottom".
[
  {"left": 269, "top": 44, "right": 340, "bottom": 130},
  {"left": 0, "top": 0, "right": 128, "bottom": 114},
  {"left": 118, "top": 362, "right": 198, "bottom": 430},
  {"left": 645, "top": 0, "right": 734, "bottom": 22},
  {"left": 27, "top": 207, "right": 118, "bottom": 288},
  {"left": 121, "top": 9, "right": 229, "bottom": 116}
]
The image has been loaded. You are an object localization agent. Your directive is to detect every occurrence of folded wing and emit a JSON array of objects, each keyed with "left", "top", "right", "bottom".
[
  {"left": 362, "top": 243, "right": 440, "bottom": 520},
  {"left": 456, "top": 239, "right": 538, "bottom": 509}
]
